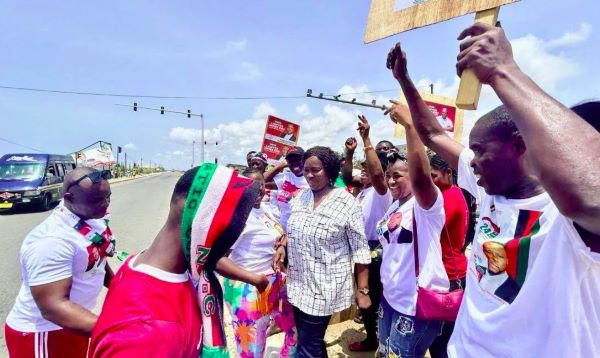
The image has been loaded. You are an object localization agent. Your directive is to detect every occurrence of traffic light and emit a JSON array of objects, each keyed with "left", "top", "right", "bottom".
[
  {"left": 187, "top": 109, "right": 191, "bottom": 118},
  {"left": 160, "top": 106, "right": 165, "bottom": 115},
  {"left": 133, "top": 102, "right": 137, "bottom": 111},
  {"left": 118, "top": 146, "right": 122, "bottom": 153}
]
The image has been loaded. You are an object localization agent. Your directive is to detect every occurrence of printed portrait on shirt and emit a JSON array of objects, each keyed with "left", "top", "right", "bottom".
[
  {"left": 474, "top": 209, "right": 542, "bottom": 304},
  {"left": 377, "top": 209, "right": 413, "bottom": 245}
]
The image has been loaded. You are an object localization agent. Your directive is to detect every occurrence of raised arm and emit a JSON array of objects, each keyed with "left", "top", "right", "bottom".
[
  {"left": 387, "top": 43, "right": 464, "bottom": 169},
  {"left": 263, "top": 160, "right": 287, "bottom": 183},
  {"left": 386, "top": 103, "right": 438, "bottom": 209},
  {"left": 342, "top": 138, "right": 358, "bottom": 186},
  {"left": 456, "top": 23, "right": 600, "bottom": 235},
  {"left": 357, "top": 115, "right": 388, "bottom": 195}
]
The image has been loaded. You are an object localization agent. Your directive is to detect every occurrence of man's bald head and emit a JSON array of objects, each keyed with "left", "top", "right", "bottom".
[
  {"left": 63, "top": 167, "right": 111, "bottom": 220},
  {"left": 63, "top": 167, "right": 97, "bottom": 192}
]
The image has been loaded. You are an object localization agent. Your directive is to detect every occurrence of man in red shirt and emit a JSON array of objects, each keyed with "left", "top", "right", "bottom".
[{"left": 89, "top": 164, "right": 259, "bottom": 357}]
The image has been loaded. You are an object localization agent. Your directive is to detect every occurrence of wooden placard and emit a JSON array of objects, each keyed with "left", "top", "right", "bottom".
[
  {"left": 364, "top": 0, "right": 519, "bottom": 43},
  {"left": 394, "top": 91, "right": 465, "bottom": 142}
]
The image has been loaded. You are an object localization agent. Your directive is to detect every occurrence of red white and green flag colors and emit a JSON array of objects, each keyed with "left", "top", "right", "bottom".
[{"left": 180, "top": 163, "right": 259, "bottom": 358}]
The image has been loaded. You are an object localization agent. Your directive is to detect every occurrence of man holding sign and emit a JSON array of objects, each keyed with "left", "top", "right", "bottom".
[{"left": 386, "top": 23, "right": 600, "bottom": 358}]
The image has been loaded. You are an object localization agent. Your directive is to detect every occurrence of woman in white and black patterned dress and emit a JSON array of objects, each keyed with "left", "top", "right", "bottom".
[{"left": 284, "top": 146, "right": 372, "bottom": 358}]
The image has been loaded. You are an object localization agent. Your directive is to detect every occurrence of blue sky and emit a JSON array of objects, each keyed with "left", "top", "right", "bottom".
[{"left": 1, "top": 0, "right": 598, "bottom": 169}]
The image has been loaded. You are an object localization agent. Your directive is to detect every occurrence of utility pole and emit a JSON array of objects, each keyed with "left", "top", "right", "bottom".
[
  {"left": 200, "top": 114, "right": 205, "bottom": 164},
  {"left": 124, "top": 152, "right": 127, "bottom": 176},
  {"left": 141, "top": 157, "right": 143, "bottom": 168},
  {"left": 192, "top": 141, "right": 195, "bottom": 168}
]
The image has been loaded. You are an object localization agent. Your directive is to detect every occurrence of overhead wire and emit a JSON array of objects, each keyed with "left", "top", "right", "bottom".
[
  {"left": 0, "top": 136, "right": 43, "bottom": 152},
  {"left": 0, "top": 84, "right": 400, "bottom": 100}
]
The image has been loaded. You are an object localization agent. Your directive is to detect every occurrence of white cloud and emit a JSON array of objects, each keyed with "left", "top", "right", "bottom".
[
  {"left": 253, "top": 102, "right": 276, "bottom": 119},
  {"left": 296, "top": 103, "right": 311, "bottom": 117},
  {"left": 204, "top": 38, "right": 248, "bottom": 58},
  {"left": 123, "top": 143, "right": 137, "bottom": 150},
  {"left": 546, "top": 22, "right": 592, "bottom": 48},
  {"left": 229, "top": 61, "right": 262, "bottom": 81},
  {"left": 226, "top": 38, "right": 248, "bottom": 51}
]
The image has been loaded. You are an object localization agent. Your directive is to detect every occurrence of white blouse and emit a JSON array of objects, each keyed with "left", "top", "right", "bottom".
[{"left": 286, "top": 188, "right": 371, "bottom": 316}]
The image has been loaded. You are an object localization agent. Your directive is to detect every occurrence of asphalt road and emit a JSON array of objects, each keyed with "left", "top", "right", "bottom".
[{"left": 0, "top": 172, "right": 179, "bottom": 356}]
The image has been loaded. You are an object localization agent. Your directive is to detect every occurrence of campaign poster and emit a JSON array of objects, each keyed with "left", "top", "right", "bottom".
[
  {"left": 71, "top": 141, "right": 116, "bottom": 168},
  {"left": 261, "top": 115, "right": 300, "bottom": 165},
  {"left": 394, "top": 92, "right": 464, "bottom": 142}
]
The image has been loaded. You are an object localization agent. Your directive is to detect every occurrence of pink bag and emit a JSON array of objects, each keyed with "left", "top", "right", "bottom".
[{"left": 412, "top": 214, "right": 464, "bottom": 322}]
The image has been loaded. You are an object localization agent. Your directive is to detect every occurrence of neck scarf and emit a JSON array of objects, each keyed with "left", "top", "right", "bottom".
[
  {"left": 180, "top": 164, "right": 259, "bottom": 358},
  {"left": 54, "top": 202, "right": 115, "bottom": 269}
]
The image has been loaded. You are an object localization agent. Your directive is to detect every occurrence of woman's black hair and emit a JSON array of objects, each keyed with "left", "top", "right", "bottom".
[
  {"left": 304, "top": 146, "right": 341, "bottom": 184},
  {"left": 571, "top": 100, "right": 600, "bottom": 132},
  {"left": 430, "top": 153, "right": 456, "bottom": 183}
]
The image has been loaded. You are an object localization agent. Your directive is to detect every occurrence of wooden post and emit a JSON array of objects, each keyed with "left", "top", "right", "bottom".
[{"left": 455, "top": 7, "right": 500, "bottom": 110}]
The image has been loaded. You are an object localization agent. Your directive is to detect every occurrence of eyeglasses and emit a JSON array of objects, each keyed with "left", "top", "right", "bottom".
[{"left": 66, "top": 170, "right": 110, "bottom": 192}]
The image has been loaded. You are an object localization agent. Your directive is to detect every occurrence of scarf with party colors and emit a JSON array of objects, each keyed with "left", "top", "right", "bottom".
[
  {"left": 181, "top": 164, "right": 259, "bottom": 358},
  {"left": 54, "top": 202, "right": 115, "bottom": 270}
]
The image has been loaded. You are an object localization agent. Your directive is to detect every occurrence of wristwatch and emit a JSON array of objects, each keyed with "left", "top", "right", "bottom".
[{"left": 358, "top": 287, "right": 370, "bottom": 295}]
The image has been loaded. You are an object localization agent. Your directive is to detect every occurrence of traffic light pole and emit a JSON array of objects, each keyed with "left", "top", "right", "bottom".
[
  {"left": 122, "top": 103, "right": 205, "bottom": 164},
  {"left": 200, "top": 114, "right": 205, "bottom": 164}
]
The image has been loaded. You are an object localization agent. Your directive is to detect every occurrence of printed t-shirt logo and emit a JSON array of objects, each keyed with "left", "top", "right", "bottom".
[
  {"left": 277, "top": 181, "right": 300, "bottom": 203},
  {"left": 480, "top": 217, "right": 500, "bottom": 239}
]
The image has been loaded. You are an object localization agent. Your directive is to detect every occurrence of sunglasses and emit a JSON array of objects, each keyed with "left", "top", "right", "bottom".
[
  {"left": 386, "top": 150, "right": 407, "bottom": 163},
  {"left": 66, "top": 170, "right": 110, "bottom": 192}
]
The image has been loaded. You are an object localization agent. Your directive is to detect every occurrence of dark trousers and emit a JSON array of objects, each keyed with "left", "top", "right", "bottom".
[
  {"left": 293, "top": 306, "right": 332, "bottom": 358},
  {"left": 362, "top": 241, "right": 383, "bottom": 343},
  {"left": 429, "top": 277, "right": 466, "bottom": 358}
]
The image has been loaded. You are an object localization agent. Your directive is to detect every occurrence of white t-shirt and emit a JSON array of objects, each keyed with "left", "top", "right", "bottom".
[
  {"left": 273, "top": 171, "right": 309, "bottom": 231},
  {"left": 376, "top": 190, "right": 449, "bottom": 315},
  {"left": 229, "top": 205, "right": 283, "bottom": 275},
  {"left": 6, "top": 207, "right": 107, "bottom": 332},
  {"left": 448, "top": 149, "right": 600, "bottom": 358},
  {"left": 261, "top": 188, "right": 281, "bottom": 220},
  {"left": 357, "top": 186, "right": 393, "bottom": 241}
]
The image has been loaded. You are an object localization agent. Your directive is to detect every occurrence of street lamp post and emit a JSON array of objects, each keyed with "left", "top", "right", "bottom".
[
  {"left": 192, "top": 141, "right": 195, "bottom": 168},
  {"left": 200, "top": 114, "right": 205, "bottom": 164}
]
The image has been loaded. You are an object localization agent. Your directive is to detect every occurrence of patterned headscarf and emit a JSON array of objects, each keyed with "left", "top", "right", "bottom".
[{"left": 180, "top": 163, "right": 259, "bottom": 358}]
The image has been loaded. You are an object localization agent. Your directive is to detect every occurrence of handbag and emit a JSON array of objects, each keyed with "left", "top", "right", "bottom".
[{"left": 413, "top": 212, "right": 464, "bottom": 322}]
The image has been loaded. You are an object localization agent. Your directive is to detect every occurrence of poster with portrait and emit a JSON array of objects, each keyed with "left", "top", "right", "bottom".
[
  {"left": 261, "top": 115, "right": 300, "bottom": 165},
  {"left": 394, "top": 92, "right": 464, "bottom": 142}
]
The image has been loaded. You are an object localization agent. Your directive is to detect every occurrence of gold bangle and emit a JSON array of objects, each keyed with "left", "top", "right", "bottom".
[{"left": 363, "top": 145, "right": 374, "bottom": 152}]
